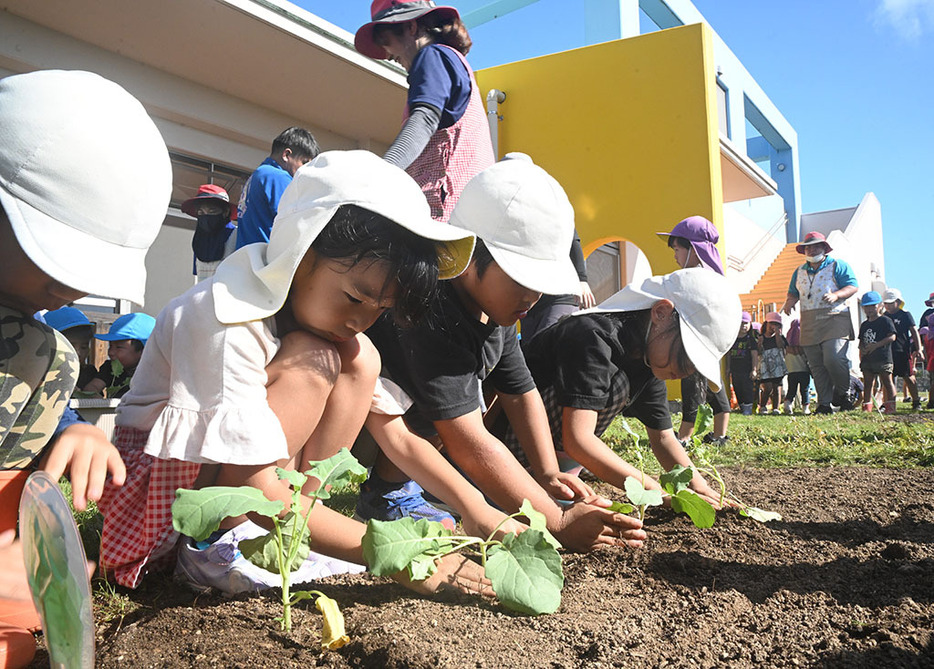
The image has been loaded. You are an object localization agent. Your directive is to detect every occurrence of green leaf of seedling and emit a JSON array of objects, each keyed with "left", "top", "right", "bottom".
[
  {"left": 624, "top": 476, "right": 663, "bottom": 508},
  {"left": 740, "top": 506, "right": 783, "bottom": 522},
  {"left": 486, "top": 529, "right": 564, "bottom": 615},
  {"left": 694, "top": 404, "right": 714, "bottom": 437},
  {"left": 277, "top": 467, "right": 307, "bottom": 491},
  {"left": 362, "top": 517, "right": 456, "bottom": 576},
  {"left": 517, "top": 499, "right": 561, "bottom": 550},
  {"left": 607, "top": 500, "right": 635, "bottom": 514},
  {"left": 238, "top": 511, "right": 311, "bottom": 572},
  {"left": 110, "top": 359, "right": 125, "bottom": 377},
  {"left": 659, "top": 464, "right": 694, "bottom": 495},
  {"left": 172, "top": 487, "right": 283, "bottom": 541},
  {"left": 408, "top": 553, "right": 443, "bottom": 581},
  {"left": 670, "top": 489, "right": 716, "bottom": 528},
  {"left": 303, "top": 448, "right": 367, "bottom": 500}
]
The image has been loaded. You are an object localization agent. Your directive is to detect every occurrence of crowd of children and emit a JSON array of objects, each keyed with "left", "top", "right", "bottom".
[
  {"left": 723, "top": 288, "right": 931, "bottom": 417},
  {"left": 3, "top": 5, "right": 927, "bottom": 667}
]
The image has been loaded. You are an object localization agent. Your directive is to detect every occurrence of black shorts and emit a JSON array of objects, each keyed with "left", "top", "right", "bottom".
[{"left": 892, "top": 351, "right": 915, "bottom": 378}]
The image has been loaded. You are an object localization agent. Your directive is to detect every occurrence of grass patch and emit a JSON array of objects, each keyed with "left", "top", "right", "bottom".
[{"left": 603, "top": 408, "right": 934, "bottom": 471}]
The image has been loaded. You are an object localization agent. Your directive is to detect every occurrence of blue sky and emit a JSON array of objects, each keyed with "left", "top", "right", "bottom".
[{"left": 307, "top": 1, "right": 933, "bottom": 317}]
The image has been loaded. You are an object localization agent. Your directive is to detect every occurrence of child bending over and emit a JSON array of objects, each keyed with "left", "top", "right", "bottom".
[
  {"left": 98, "top": 151, "right": 490, "bottom": 597},
  {"left": 493, "top": 269, "right": 740, "bottom": 508}
]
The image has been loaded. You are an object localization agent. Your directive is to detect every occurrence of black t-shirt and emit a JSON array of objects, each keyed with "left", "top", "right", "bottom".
[
  {"left": 859, "top": 315, "right": 896, "bottom": 365},
  {"left": 887, "top": 308, "right": 916, "bottom": 355},
  {"left": 366, "top": 282, "right": 535, "bottom": 437},
  {"left": 729, "top": 332, "right": 757, "bottom": 374},
  {"left": 522, "top": 311, "right": 673, "bottom": 436}
]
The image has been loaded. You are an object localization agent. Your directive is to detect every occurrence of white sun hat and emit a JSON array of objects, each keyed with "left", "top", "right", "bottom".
[
  {"left": 0, "top": 70, "right": 172, "bottom": 305},
  {"left": 447, "top": 153, "right": 580, "bottom": 296},
  {"left": 213, "top": 150, "right": 476, "bottom": 324},
  {"left": 577, "top": 268, "right": 742, "bottom": 390}
]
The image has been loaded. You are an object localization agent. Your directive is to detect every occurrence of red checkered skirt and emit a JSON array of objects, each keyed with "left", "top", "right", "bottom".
[
  {"left": 98, "top": 426, "right": 201, "bottom": 588},
  {"left": 405, "top": 46, "right": 494, "bottom": 223}
]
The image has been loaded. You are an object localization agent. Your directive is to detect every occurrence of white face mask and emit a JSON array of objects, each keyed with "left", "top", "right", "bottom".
[{"left": 808, "top": 252, "right": 826, "bottom": 264}]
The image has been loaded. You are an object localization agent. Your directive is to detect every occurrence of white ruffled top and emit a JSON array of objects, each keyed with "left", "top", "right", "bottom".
[{"left": 116, "top": 279, "right": 411, "bottom": 465}]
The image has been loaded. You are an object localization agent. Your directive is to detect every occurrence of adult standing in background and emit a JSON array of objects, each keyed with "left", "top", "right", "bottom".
[
  {"left": 235, "top": 127, "right": 318, "bottom": 249},
  {"left": 181, "top": 184, "right": 236, "bottom": 281},
  {"left": 355, "top": 0, "right": 494, "bottom": 222},
  {"left": 780, "top": 232, "right": 858, "bottom": 414}
]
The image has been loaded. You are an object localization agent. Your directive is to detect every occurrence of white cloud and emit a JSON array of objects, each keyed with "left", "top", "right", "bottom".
[{"left": 874, "top": 0, "right": 934, "bottom": 41}]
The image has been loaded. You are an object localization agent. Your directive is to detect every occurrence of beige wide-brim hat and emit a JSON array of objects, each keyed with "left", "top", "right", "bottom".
[
  {"left": 448, "top": 153, "right": 580, "bottom": 296},
  {"left": 213, "top": 150, "right": 476, "bottom": 324},
  {"left": 577, "top": 268, "right": 742, "bottom": 390},
  {"left": 0, "top": 70, "right": 171, "bottom": 305}
]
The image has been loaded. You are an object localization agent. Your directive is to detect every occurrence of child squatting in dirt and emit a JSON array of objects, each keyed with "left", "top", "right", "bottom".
[{"left": 97, "top": 150, "right": 496, "bottom": 597}]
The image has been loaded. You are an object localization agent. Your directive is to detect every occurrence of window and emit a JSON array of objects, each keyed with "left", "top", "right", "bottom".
[
  {"left": 169, "top": 152, "right": 251, "bottom": 214},
  {"left": 585, "top": 242, "right": 622, "bottom": 304}
]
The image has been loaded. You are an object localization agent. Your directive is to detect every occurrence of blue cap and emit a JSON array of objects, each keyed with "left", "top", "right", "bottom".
[
  {"left": 861, "top": 291, "right": 882, "bottom": 307},
  {"left": 44, "top": 306, "right": 92, "bottom": 332},
  {"left": 95, "top": 312, "right": 155, "bottom": 344}
]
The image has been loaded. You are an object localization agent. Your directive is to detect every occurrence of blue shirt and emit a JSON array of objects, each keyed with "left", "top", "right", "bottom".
[
  {"left": 235, "top": 157, "right": 292, "bottom": 249},
  {"left": 407, "top": 44, "right": 471, "bottom": 130},
  {"left": 787, "top": 256, "right": 857, "bottom": 298}
]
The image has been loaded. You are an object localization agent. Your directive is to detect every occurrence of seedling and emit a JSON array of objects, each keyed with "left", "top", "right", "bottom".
[
  {"left": 172, "top": 448, "right": 366, "bottom": 645},
  {"left": 615, "top": 419, "right": 713, "bottom": 527},
  {"left": 688, "top": 405, "right": 782, "bottom": 523},
  {"left": 363, "top": 499, "right": 564, "bottom": 616}
]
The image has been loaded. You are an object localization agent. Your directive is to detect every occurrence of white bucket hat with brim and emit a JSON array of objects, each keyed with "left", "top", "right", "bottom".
[
  {"left": 576, "top": 268, "right": 742, "bottom": 390},
  {"left": 213, "top": 150, "right": 476, "bottom": 324},
  {"left": 448, "top": 153, "right": 580, "bottom": 296},
  {"left": 0, "top": 70, "right": 172, "bottom": 305}
]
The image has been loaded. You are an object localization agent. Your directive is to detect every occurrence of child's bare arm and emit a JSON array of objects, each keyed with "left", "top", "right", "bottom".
[
  {"left": 497, "top": 389, "right": 593, "bottom": 501},
  {"left": 364, "top": 412, "right": 523, "bottom": 538},
  {"left": 560, "top": 407, "right": 646, "bottom": 491},
  {"left": 39, "top": 423, "right": 126, "bottom": 510},
  {"left": 433, "top": 410, "right": 645, "bottom": 552}
]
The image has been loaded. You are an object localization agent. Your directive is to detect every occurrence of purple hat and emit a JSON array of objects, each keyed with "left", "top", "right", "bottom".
[
  {"left": 657, "top": 216, "right": 724, "bottom": 275},
  {"left": 741, "top": 311, "right": 752, "bottom": 323}
]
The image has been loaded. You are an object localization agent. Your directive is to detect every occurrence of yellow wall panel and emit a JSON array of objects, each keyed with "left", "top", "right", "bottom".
[{"left": 477, "top": 23, "right": 723, "bottom": 276}]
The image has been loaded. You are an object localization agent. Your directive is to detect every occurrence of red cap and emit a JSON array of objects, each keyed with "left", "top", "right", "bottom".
[
  {"left": 795, "top": 231, "right": 832, "bottom": 255},
  {"left": 181, "top": 184, "right": 230, "bottom": 217}
]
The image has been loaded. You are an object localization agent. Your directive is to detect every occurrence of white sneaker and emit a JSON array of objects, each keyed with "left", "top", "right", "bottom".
[
  {"left": 783, "top": 401, "right": 793, "bottom": 415},
  {"left": 174, "top": 519, "right": 364, "bottom": 595},
  {"left": 803, "top": 406, "right": 811, "bottom": 415}
]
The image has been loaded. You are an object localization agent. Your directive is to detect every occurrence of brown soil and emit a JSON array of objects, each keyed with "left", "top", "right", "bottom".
[{"left": 29, "top": 467, "right": 934, "bottom": 668}]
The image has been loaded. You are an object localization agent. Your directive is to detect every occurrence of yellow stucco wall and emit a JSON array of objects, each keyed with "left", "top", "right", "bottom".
[{"left": 476, "top": 23, "right": 724, "bottom": 276}]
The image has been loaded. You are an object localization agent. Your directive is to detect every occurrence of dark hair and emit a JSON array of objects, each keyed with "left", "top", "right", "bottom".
[
  {"left": 471, "top": 238, "right": 496, "bottom": 278},
  {"left": 129, "top": 339, "right": 145, "bottom": 352},
  {"left": 667, "top": 235, "right": 691, "bottom": 251},
  {"left": 374, "top": 14, "right": 472, "bottom": 56},
  {"left": 311, "top": 204, "right": 439, "bottom": 326},
  {"left": 608, "top": 309, "right": 694, "bottom": 378},
  {"left": 271, "top": 127, "right": 319, "bottom": 161}
]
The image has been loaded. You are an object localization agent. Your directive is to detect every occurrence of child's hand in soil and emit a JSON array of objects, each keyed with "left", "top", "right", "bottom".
[
  {"left": 554, "top": 495, "right": 646, "bottom": 552},
  {"left": 536, "top": 470, "right": 595, "bottom": 502},
  {"left": 40, "top": 423, "right": 126, "bottom": 510},
  {"left": 393, "top": 553, "right": 494, "bottom": 597}
]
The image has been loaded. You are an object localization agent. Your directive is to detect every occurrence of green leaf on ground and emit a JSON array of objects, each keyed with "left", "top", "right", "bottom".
[
  {"left": 740, "top": 506, "right": 783, "bottom": 522},
  {"left": 172, "top": 487, "right": 283, "bottom": 541},
  {"left": 486, "top": 529, "right": 564, "bottom": 615},
  {"left": 670, "top": 489, "right": 716, "bottom": 528}
]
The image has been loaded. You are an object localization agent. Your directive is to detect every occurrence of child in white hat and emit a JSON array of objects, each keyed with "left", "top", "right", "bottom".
[
  {"left": 0, "top": 69, "right": 172, "bottom": 665},
  {"left": 495, "top": 269, "right": 741, "bottom": 506},
  {"left": 364, "top": 155, "right": 646, "bottom": 553},
  {"left": 97, "top": 150, "right": 493, "bottom": 597}
]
